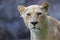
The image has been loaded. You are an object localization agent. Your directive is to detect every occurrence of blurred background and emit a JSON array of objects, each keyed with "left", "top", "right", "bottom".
[{"left": 0, "top": 0, "right": 60, "bottom": 40}]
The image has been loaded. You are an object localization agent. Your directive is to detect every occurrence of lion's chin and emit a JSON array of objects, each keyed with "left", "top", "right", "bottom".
[
  {"left": 30, "top": 27, "right": 40, "bottom": 31},
  {"left": 30, "top": 29, "right": 40, "bottom": 33}
]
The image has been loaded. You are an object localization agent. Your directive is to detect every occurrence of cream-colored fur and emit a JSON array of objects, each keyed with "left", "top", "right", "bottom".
[{"left": 18, "top": 2, "right": 60, "bottom": 40}]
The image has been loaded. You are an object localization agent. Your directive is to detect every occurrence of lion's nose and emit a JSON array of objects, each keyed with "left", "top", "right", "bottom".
[{"left": 31, "top": 22, "right": 38, "bottom": 26}]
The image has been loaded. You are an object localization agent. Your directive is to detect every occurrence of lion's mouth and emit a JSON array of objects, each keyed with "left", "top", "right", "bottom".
[{"left": 31, "top": 27, "right": 40, "bottom": 30}]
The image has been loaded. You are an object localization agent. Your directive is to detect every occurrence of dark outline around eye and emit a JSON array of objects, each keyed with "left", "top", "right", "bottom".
[
  {"left": 27, "top": 13, "right": 31, "bottom": 16},
  {"left": 37, "top": 13, "right": 42, "bottom": 15}
]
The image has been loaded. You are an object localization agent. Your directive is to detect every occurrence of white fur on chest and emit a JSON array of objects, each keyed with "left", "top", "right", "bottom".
[{"left": 30, "top": 27, "right": 53, "bottom": 40}]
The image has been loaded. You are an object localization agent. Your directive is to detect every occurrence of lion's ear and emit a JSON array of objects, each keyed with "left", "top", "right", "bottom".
[
  {"left": 40, "top": 2, "right": 50, "bottom": 12},
  {"left": 18, "top": 5, "right": 26, "bottom": 15}
]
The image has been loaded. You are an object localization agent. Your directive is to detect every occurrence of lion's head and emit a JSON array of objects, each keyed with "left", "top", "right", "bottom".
[{"left": 18, "top": 2, "right": 49, "bottom": 30}]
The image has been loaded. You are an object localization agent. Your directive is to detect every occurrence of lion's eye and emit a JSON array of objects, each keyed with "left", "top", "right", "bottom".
[
  {"left": 37, "top": 13, "right": 42, "bottom": 15},
  {"left": 27, "top": 13, "right": 31, "bottom": 16}
]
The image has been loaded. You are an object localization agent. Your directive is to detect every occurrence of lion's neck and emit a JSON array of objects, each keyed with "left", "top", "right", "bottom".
[
  {"left": 30, "top": 29, "right": 41, "bottom": 40},
  {"left": 30, "top": 27, "right": 48, "bottom": 40}
]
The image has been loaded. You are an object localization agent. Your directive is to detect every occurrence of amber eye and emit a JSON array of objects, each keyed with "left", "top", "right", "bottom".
[
  {"left": 27, "top": 13, "right": 31, "bottom": 16},
  {"left": 37, "top": 13, "right": 42, "bottom": 15}
]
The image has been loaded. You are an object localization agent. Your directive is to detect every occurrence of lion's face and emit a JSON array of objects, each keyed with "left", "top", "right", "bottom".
[{"left": 18, "top": 2, "right": 49, "bottom": 30}]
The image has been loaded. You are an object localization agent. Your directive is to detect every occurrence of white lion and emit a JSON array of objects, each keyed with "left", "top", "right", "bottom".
[{"left": 18, "top": 2, "right": 60, "bottom": 40}]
